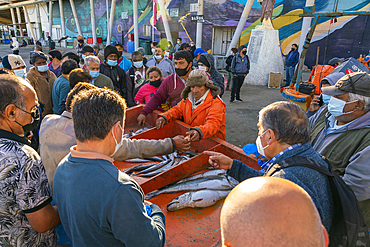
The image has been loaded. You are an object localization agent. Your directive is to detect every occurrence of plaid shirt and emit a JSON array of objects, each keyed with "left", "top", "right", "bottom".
[
  {"left": 261, "top": 143, "right": 302, "bottom": 172},
  {"left": 76, "top": 42, "right": 86, "bottom": 57}
]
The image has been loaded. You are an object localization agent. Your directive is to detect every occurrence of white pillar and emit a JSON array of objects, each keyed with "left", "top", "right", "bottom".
[
  {"left": 10, "top": 8, "right": 17, "bottom": 37},
  {"left": 226, "top": 0, "right": 254, "bottom": 56},
  {"left": 16, "top": 7, "right": 24, "bottom": 36},
  {"left": 23, "top": 6, "right": 36, "bottom": 41},
  {"left": 133, "top": 0, "right": 139, "bottom": 49},
  {"left": 69, "top": 0, "right": 82, "bottom": 35},
  {"left": 195, "top": 0, "right": 203, "bottom": 48},
  {"left": 35, "top": 4, "right": 43, "bottom": 39},
  {"left": 89, "top": 0, "right": 97, "bottom": 44},
  {"left": 58, "top": 0, "right": 66, "bottom": 47},
  {"left": 157, "top": 0, "right": 172, "bottom": 45},
  {"left": 106, "top": 0, "right": 109, "bottom": 42},
  {"left": 106, "top": 0, "right": 116, "bottom": 45},
  {"left": 298, "top": 0, "right": 315, "bottom": 56},
  {"left": 48, "top": 1, "right": 53, "bottom": 38}
]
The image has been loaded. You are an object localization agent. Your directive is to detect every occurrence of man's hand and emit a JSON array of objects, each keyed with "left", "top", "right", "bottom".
[
  {"left": 204, "top": 151, "right": 233, "bottom": 170},
  {"left": 137, "top": 114, "right": 146, "bottom": 126},
  {"left": 309, "top": 95, "right": 320, "bottom": 112},
  {"left": 144, "top": 200, "right": 152, "bottom": 206},
  {"left": 173, "top": 135, "right": 191, "bottom": 152},
  {"left": 186, "top": 130, "right": 200, "bottom": 142},
  {"left": 156, "top": 117, "right": 166, "bottom": 129}
]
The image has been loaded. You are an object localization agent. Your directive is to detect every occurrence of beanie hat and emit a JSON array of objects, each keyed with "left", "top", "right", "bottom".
[
  {"left": 82, "top": 45, "right": 94, "bottom": 54},
  {"left": 194, "top": 48, "right": 206, "bottom": 57},
  {"left": 30, "top": 51, "right": 48, "bottom": 65},
  {"left": 104, "top": 45, "right": 120, "bottom": 60},
  {"left": 198, "top": 54, "right": 210, "bottom": 68},
  {"left": 181, "top": 69, "right": 221, "bottom": 99},
  {"left": 48, "top": 50, "right": 62, "bottom": 60},
  {"left": 2, "top": 55, "right": 26, "bottom": 70}
]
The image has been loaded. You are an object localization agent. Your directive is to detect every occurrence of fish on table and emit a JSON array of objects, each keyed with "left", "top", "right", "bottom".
[{"left": 167, "top": 189, "right": 231, "bottom": 212}]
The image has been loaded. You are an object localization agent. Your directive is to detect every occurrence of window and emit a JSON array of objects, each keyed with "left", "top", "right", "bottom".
[{"left": 143, "top": 25, "right": 151, "bottom": 36}]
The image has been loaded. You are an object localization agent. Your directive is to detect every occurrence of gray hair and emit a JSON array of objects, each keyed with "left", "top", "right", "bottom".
[
  {"left": 71, "top": 88, "right": 126, "bottom": 142},
  {"left": 0, "top": 74, "right": 27, "bottom": 116},
  {"left": 258, "top": 101, "right": 310, "bottom": 145},
  {"left": 348, "top": 93, "right": 370, "bottom": 111},
  {"left": 84, "top": 56, "right": 100, "bottom": 67}
]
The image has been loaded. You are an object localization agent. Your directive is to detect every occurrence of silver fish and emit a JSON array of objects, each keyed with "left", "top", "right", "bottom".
[
  {"left": 135, "top": 159, "right": 172, "bottom": 175},
  {"left": 175, "top": 169, "right": 227, "bottom": 184},
  {"left": 167, "top": 189, "right": 231, "bottom": 211},
  {"left": 145, "top": 176, "right": 234, "bottom": 199},
  {"left": 134, "top": 127, "right": 151, "bottom": 135},
  {"left": 124, "top": 158, "right": 154, "bottom": 163}
]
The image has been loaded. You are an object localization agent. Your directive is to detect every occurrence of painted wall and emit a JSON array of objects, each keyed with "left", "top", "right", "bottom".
[{"left": 49, "top": 0, "right": 370, "bottom": 67}]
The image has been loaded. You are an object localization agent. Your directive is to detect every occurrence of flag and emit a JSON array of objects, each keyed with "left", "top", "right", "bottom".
[{"left": 153, "top": 0, "right": 161, "bottom": 25}]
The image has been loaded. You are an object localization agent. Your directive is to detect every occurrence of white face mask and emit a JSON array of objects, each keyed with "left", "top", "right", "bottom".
[
  {"left": 256, "top": 130, "right": 269, "bottom": 157},
  {"left": 198, "top": 66, "right": 207, "bottom": 71},
  {"left": 328, "top": 97, "right": 358, "bottom": 117},
  {"left": 111, "top": 124, "right": 123, "bottom": 157}
]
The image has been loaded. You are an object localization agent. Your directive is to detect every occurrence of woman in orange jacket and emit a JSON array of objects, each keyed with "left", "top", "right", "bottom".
[{"left": 156, "top": 69, "right": 226, "bottom": 141}]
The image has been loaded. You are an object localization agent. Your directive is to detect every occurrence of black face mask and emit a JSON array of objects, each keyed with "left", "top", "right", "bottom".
[
  {"left": 150, "top": 79, "right": 162, "bottom": 87},
  {"left": 78, "top": 39, "right": 84, "bottom": 43},
  {"left": 291, "top": 48, "right": 295, "bottom": 51},
  {"left": 242, "top": 50, "right": 247, "bottom": 55},
  {"left": 117, "top": 51, "right": 123, "bottom": 57},
  {"left": 175, "top": 64, "right": 190, "bottom": 77},
  {"left": 15, "top": 107, "right": 40, "bottom": 134}
]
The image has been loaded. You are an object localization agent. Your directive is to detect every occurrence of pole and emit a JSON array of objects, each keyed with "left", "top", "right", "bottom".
[
  {"left": 157, "top": 0, "right": 172, "bottom": 45},
  {"left": 298, "top": 0, "right": 315, "bottom": 56},
  {"left": 152, "top": 0, "right": 154, "bottom": 42},
  {"left": 35, "top": 4, "right": 43, "bottom": 39},
  {"left": 89, "top": 0, "right": 97, "bottom": 44},
  {"left": 69, "top": 0, "right": 82, "bottom": 36},
  {"left": 106, "top": 0, "right": 116, "bottom": 45},
  {"left": 10, "top": 8, "right": 17, "bottom": 37},
  {"left": 133, "top": 0, "right": 139, "bottom": 49},
  {"left": 58, "top": 0, "right": 66, "bottom": 47},
  {"left": 226, "top": 0, "right": 254, "bottom": 56},
  {"left": 106, "top": 0, "right": 109, "bottom": 42},
  {"left": 23, "top": 6, "right": 36, "bottom": 42},
  {"left": 195, "top": 0, "right": 203, "bottom": 48},
  {"left": 48, "top": 1, "right": 53, "bottom": 38},
  {"left": 16, "top": 7, "right": 24, "bottom": 36}
]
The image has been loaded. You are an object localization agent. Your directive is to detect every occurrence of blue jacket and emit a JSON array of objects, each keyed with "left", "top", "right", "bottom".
[
  {"left": 286, "top": 49, "right": 299, "bottom": 67},
  {"left": 227, "top": 142, "right": 334, "bottom": 231},
  {"left": 119, "top": 56, "right": 132, "bottom": 72},
  {"left": 230, "top": 53, "right": 250, "bottom": 75}
]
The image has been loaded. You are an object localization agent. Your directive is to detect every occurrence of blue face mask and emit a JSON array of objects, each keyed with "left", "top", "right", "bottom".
[
  {"left": 37, "top": 65, "right": 49, "bottom": 72},
  {"left": 154, "top": 55, "right": 162, "bottom": 60},
  {"left": 322, "top": 94, "right": 332, "bottom": 105},
  {"left": 0, "top": 62, "right": 3, "bottom": 68},
  {"left": 107, "top": 59, "right": 117, "bottom": 67},
  {"left": 82, "top": 54, "right": 86, "bottom": 61},
  {"left": 133, "top": 61, "right": 143, "bottom": 69},
  {"left": 89, "top": 70, "right": 99, "bottom": 79},
  {"left": 328, "top": 97, "right": 357, "bottom": 117},
  {"left": 13, "top": 68, "right": 26, "bottom": 78}
]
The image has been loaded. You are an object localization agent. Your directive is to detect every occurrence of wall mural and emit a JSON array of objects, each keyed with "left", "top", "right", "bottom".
[{"left": 61, "top": 0, "right": 370, "bottom": 67}]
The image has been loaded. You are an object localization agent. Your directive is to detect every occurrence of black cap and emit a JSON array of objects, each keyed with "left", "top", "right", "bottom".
[
  {"left": 104, "top": 45, "right": 119, "bottom": 60},
  {"left": 30, "top": 51, "right": 48, "bottom": 65},
  {"left": 82, "top": 45, "right": 94, "bottom": 54}
]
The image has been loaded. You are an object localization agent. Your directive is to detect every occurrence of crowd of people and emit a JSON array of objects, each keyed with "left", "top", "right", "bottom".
[{"left": 0, "top": 36, "right": 370, "bottom": 247}]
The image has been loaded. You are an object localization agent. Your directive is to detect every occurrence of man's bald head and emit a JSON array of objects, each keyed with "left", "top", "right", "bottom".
[{"left": 221, "top": 177, "right": 328, "bottom": 247}]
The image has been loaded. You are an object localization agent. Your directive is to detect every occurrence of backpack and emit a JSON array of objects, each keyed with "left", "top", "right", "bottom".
[
  {"left": 225, "top": 55, "right": 233, "bottom": 72},
  {"left": 265, "top": 156, "right": 370, "bottom": 247}
]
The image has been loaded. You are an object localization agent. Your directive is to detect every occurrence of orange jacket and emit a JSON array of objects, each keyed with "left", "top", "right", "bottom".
[{"left": 160, "top": 90, "right": 226, "bottom": 140}]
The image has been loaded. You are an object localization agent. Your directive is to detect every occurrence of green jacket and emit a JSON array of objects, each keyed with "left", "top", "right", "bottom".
[{"left": 93, "top": 73, "right": 114, "bottom": 89}]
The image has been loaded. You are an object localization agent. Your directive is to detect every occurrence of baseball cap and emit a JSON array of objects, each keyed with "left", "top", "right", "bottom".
[
  {"left": 194, "top": 48, "right": 206, "bottom": 57},
  {"left": 321, "top": 72, "right": 370, "bottom": 97},
  {"left": 2, "top": 55, "right": 26, "bottom": 70},
  {"left": 328, "top": 57, "right": 344, "bottom": 66}
]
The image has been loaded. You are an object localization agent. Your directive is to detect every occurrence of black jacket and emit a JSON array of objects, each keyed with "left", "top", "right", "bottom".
[
  {"left": 100, "top": 63, "right": 127, "bottom": 100},
  {"left": 126, "top": 65, "right": 149, "bottom": 107}
]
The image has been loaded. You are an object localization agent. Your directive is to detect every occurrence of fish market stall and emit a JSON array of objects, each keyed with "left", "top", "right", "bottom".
[{"left": 115, "top": 105, "right": 259, "bottom": 247}]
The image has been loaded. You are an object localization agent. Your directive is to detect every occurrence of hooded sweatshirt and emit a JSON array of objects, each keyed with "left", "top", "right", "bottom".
[
  {"left": 199, "top": 53, "right": 225, "bottom": 97},
  {"left": 11, "top": 37, "right": 19, "bottom": 51}
]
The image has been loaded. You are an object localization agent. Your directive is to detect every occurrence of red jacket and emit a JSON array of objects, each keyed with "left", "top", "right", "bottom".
[{"left": 160, "top": 90, "right": 226, "bottom": 140}]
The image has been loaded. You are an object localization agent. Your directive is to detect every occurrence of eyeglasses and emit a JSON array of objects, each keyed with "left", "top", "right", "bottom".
[{"left": 14, "top": 105, "right": 39, "bottom": 118}]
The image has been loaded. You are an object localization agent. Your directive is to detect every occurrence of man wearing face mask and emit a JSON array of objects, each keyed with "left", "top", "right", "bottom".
[
  {"left": 27, "top": 51, "right": 57, "bottom": 115},
  {"left": 137, "top": 50, "right": 193, "bottom": 126},
  {"left": 230, "top": 45, "right": 250, "bottom": 103},
  {"left": 75, "top": 35, "right": 86, "bottom": 59},
  {"left": 307, "top": 72, "right": 345, "bottom": 118},
  {"left": 126, "top": 51, "right": 148, "bottom": 107},
  {"left": 0, "top": 74, "right": 60, "bottom": 246},
  {"left": 2, "top": 54, "right": 27, "bottom": 79},
  {"left": 84, "top": 56, "right": 113, "bottom": 89},
  {"left": 53, "top": 87, "right": 166, "bottom": 247},
  {"left": 285, "top": 43, "right": 299, "bottom": 87},
  {"left": 203, "top": 101, "right": 334, "bottom": 232},
  {"left": 115, "top": 43, "right": 132, "bottom": 72},
  {"left": 310, "top": 72, "right": 370, "bottom": 226},
  {"left": 99, "top": 45, "right": 128, "bottom": 100},
  {"left": 146, "top": 45, "right": 175, "bottom": 78},
  {"left": 197, "top": 53, "right": 225, "bottom": 97},
  {"left": 80, "top": 45, "right": 94, "bottom": 66}
]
